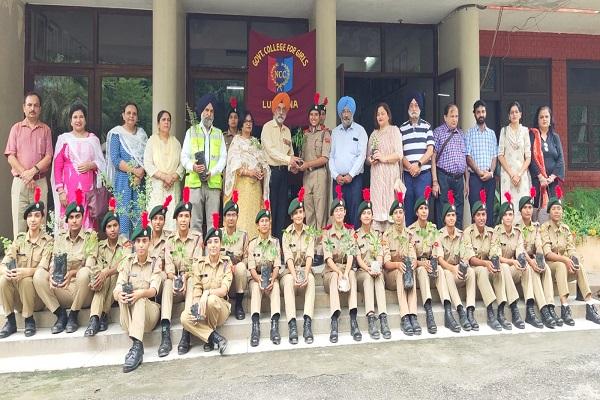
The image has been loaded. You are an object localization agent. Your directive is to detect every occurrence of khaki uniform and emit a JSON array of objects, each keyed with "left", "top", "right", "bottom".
[
  {"left": 302, "top": 126, "right": 331, "bottom": 229},
  {"left": 407, "top": 221, "right": 449, "bottom": 305},
  {"left": 383, "top": 225, "right": 417, "bottom": 317},
  {"left": 322, "top": 225, "right": 358, "bottom": 315},
  {"left": 162, "top": 230, "right": 203, "bottom": 321},
  {"left": 181, "top": 255, "right": 233, "bottom": 342},
  {"left": 0, "top": 231, "right": 51, "bottom": 317},
  {"left": 541, "top": 220, "right": 591, "bottom": 299},
  {"left": 149, "top": 230, "right": 170, "bottom": 278},
  {"left": 438, "top": 227, "right": 476, "bottom": 308},
  {"left": 490, "top": 225, "right": 533, "bottom": 304},
  {"left": 355, "top": 228, "right": 387, "bottom": 315},
  {"left": 281, "top": 224, "right": 316, "bottom": 321},
  {"left": 462, "top": 224, "right": 503, "bottom": 306},
  {"left": 89, "top": 236, "right": 130, "bottom": 317},
  {"left": 518, "top": 221, "right": 554, "bottom": 307},
  {"left": 33, "top": 229, "right": 95, "bottom": 312},
  {"left": 248, "top": 236, "right": 281, "bottom": 317},
  {"left": 221, "top": 229, "right": 249, "bottom": 295},
  {"left": 113, "top": 254, "right": 161, "bottom": 341}
]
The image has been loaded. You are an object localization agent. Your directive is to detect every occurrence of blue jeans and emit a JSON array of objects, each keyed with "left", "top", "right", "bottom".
[
  {"left": 403, "top": 170, "right": 432, "bottom": 226},
  {"left": 435, "top": 169, "right": 464, "bottom": 229},
  {"left": 468, "top": 173, "right": 496, "bottom": 227},
  {"left": 332, "top": 173, "right": 363, "bottom": 229}
]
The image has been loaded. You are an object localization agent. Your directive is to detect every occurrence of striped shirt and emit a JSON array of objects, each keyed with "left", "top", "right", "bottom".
[{"left": 399, "top": 118, "right": 434, "bottom": 171}]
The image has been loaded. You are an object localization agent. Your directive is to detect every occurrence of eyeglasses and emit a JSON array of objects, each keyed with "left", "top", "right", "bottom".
[{"left": 244, "top": 119, "right": 253, "bottom": 124}]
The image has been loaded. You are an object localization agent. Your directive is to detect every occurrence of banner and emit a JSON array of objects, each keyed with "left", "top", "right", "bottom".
[{"left": 247, "top": 29, "right": 316, "bottom": 126}]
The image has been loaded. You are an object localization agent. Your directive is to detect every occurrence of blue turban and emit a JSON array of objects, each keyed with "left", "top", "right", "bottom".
[
  {"left": 196, "top": 93, "right": 218, "bottom": 116},
  {"left": 337, "top": 96, "right": 356, "bottom": 118},
  {"left": 406, "top": 91, "right": 424, "bottom": 109}
]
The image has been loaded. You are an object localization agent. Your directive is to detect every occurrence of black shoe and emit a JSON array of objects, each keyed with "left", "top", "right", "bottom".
[
  {"left": 250, "top": 313, "right": 260, "bottom": 347},
  {"left": 350, "top": 310, "right": 362, "bottom": 342},
  {"left": 409, "top": 314, "right": 422, "bottom": 335},
  {"left": 379, "top": 313, "right": 391, "bottom": 339},
  {"left": 303, "top": 315, "right": 314, "bottom": 344},
  {"left": 203, "top": 340, "right": 214, "bottom": 352},
  {"left": 444, "top": 302, "right": 461, "bottom": 333},
  {"left": 24, "top": 316, "right": 36, "bottom": 337},
  {"left": 0, "top": 313, "right": 17, "bottom": 339},
  {"left": 467, "top": 306, "right": 479, "bottom": 331},
  {"left": 401, "top": 315, "right": 414, "bottom": 336},
  {"left": 510, "top": 301, "right": 525, "bottom": 329},
  {"left": 575, "top": 287, "right": 584, "bottom": 302},
  {"left": 586, "top": 304, "right": 600, "bottom": 325},
  {"left": 313, "top": 254, "right": 324, "bottom": 265},
  {"left": 211, "top": 330, "right": 228, "bottom": 355},
  {"left": 487, "top": 304, "right": 502, "bottom": 331},
  {"left": 561, "top": 305, "right": 575, "bottom": 326},
  {"left": 99, "top": 312, "right": 109, "bottom": 332},
  {"left": 235, "top": 293, "right": 245, "bottom": 320},
  {"left": 329, "top": 314, "right": 339, "bottom": 343},
  {"left": 123, "top": 338, "right": 144, "bottom": 373},
  {"left": 540, "top": 305, "right": 556, "bottom": 329},
  {"left": 65, "top": 310, "right": 79, "bottom": 333},
  {"left": 157, "top": 320, "right": 172, "bottom": 357},
  {"left": 367, "top": 313, "right": 380, "bottom": 340},
  {"left": 525, "top": 300, "right": 543, "bottom": 329},
  {"left": 288, "top": 318, "right": 298, "bottom": 345},
  {"left": 270, "top": 315, "right": 281, "bottom": 345},
  {"left": 424, "top": 300, "right": 437, "bottom": 334},
  {"left": 51, "top": 307, "right": 68, "bottom": 334},
  {"left": 84, "top": 315, "right": 100, "bottom": 337},
  {"left": 497, "top": 302, "right": 512, "bottom": 330},
  {"left": 457, "top": 305, "right": 471, "bottom": 331},
  {"left": 548, "top": 304, "right": 563, "bottom": 327},
  {"left": 177, "top": 330, "right": 191, "bottom": 354}
]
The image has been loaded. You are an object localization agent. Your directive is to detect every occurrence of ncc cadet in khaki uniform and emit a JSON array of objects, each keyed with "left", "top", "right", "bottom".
[
  {"left": 437, "top": 191, "right": 479, "bottom": 331},
  {"left": 517, "top": 188, "right": 560, "bottom": 328},
  {"left": 322, "top": 185, "right": 361, "bottom": 343},
  {"left": 181, "top": 213, "right": 232, "bottom": 355},
  {"left": 113, "top": 211, "right": 161, "bottom": 373},
  {"left": 355, "top": 188, "right": 390, "bottom": 340},
  {"left": 221, "top": 191, "right": 249, "bottom": 320},
  {"left": 383, "top": 191, "right": 420, "bottom": 336},
  {"left": 540, "top": 186, "right": 600, "bottom": 326},
  {"left": 149, "top": 195, "right": 173, "bottom": 265},
  {"left": 462, "top": 190, "right": 503, "bottom": 331},
  {"left": 490, "top": 193, "right": 533, "bottom": 329},
  {"left": 33, "top": 189, "right": 95, "bottom": 334},
  {"left": 248, "top": 200, "right": 282, "bottom": 347},
  {"left": 407, "top": 186, "right": 460, "bottom": 334},
  {"left": 281, "top": 187, "right": 316, "bottom": 345},
  {"left": 224, "top": 97, "right": 240, "bottom": 151},
  {"left": 0, "top": 187, "right": 50, "bottom": 338},
  {"left": 318, "top": 96, "right": 328, "bottom": 127},
  {"left": 163, "top": 187, "right": 203, "bottom": 356}
]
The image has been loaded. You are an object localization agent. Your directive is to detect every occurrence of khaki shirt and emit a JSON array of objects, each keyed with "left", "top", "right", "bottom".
[
  {"left": 190, "top": 255, "right": 233, "bottom": 299},
  {"left": 0, "top": 231, "right": 53, "bottom": 273},
  {"left": 517, "top": 222, "right": 544, "bottom": 257},
  {"left": 149, "top": 230, "right": 170, "bottom": 271},
  {"left": 114, "top": 254, "right": 162, "bottom": 294},
  {"left": 221, "top": 229, "right": 248, "bottom": 265},
  {"left": 282, "top": 224, "right": 315, "bottom": 269},
  {"left": 541, "top": 220, "right": 577, "bottom": 258},
  {"left": 247, "top": 236, "right": 281, "bottom": 273},
  {"left": 165, "top": 230, "right": 203, "bottom": 275},
  {"left": 407, "top": 221, "right": 443, "bottom": 260},
  {"left": 490, "top": 225, "right": 525, "bottom": 259},
  {"left": 302, "top": 126, "right": 331, "bottom": 175},
  {"left": 91, "top": 235, "right": 130, "bottom": 275},
  {"left": 52, "top": 229, "right": 96, "bottom": 272},
  {"left": 323, "top": 225, "right": 357, "bottom": 267},
  {"left": 462, "top": 224, "right": 495, "bottom": 261},
  {"left": 438, "top": 227, "right": 465, "bottom": 264},
  {"left": 382, "top": 225, "right": 416, "bottom": 263},
  {"left": 260, "top": 119, "right": 293, "bottom": 166},
  {"left": 224, "top": 130, "right": 239, "bottom": 151},
  {"left": 355, "top": 228, "right": 383, "bottom": 265}
]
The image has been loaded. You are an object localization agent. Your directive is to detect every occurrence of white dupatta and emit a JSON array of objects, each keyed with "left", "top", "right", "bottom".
[{"left": 105, "top": 125, "right": 148, "bottom": 188}]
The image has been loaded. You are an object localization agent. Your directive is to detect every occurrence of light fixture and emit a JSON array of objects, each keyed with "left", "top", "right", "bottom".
[
  {"left": 437, "top": 93, "right": 450, "bottom": 97},
  {"left": 226, "top": 86, "right": 244, "bottom": 90}
]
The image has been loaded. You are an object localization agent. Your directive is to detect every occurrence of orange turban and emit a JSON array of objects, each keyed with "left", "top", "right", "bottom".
[{"left": 271, "top": 92, "right": 291, "bottom": 114}]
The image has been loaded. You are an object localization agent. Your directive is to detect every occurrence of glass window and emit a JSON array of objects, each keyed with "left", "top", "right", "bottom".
[
  {"left": 568, "top": 66, "right": 600, "bottom": 95},
  {"left": 503, "top": 64, "right": 549, "bottom": 94},
  {"left": 98, "top": 13, "right": 152, "bottom": 65},
  {"left": 188, "top": 18, "right": 247, "bottom": 68},
  {"left": 191, "top": 79, "right": 246, "bottom": 133},
  {"left": 480, "top": 63, "right": 497, "bottom": 93},
  {"left": 337, "top": 25, "right": 381, "bottom": 73},
  {"left": 568, "top": 104, "right": 600, "bottom": 169},
  {"left": 101, "top": 77, "right": 153, "bottom": 139},
  {"left": 383, "top": 25, "right": 433, "bottom": 74},
  {"left": 250, "top": 20, "right": 307, "bottom": 38},
  {"left": 30, "top": 9, "right": 93, "bottom": 63}
]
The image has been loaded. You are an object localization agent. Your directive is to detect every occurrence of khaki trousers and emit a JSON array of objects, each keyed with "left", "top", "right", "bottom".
[
  {"left": 280, "top": 272, "right": 315, "bottom": 322},
  {"left": 531, "top": 264, "right": 554, "bottom": 308},
  {"left": 33, "top": 267, "right": 93, "bottom": 312},
  {"left": 11, "top": 177, "right": 48, "bottom": 238},
  {"left": 323, "top": 268, "right": 358, "bottom": 316},
  {"left": 503, "top": 263, "right": 532, "bottom": 303},
  {"left": 249, "top": 278, "right": 280, "bottom": 317},
  {"left": 161, "top": 278, "right": 193, "bottom": 321},
  {"left": 190, "top": 186, "right": 221, "bottom": 234},
  {"left": 181, "top": 295, "right": 231, "bottom": 342},
  {"left": 548, "top": 261, "right": 591, "bottom": 299},
  {"left": 444, "top": 267, "right": 476, "bottom": 308},
  {"left": 119, "top": 297, "right": 159, "bottom": 341},
  {"left": 303, "top": 169, "right": 328, "bottom": 230},
  {"left": 90, "top": 275, "right": 117, "bottom": 317},
  {"left": 228, "top": 262, "right": 248, "bottom": 295},
  {"left": 471, "top": 266, "right": 500, "bottom": 307},
  {"left": 384, "top": 269, "right": 417, "bottom": 317},
  {"left": 356, "top": 270, "right": 387, "bottom": 315},
  {"left": 416, "top": 266, "right": 450, "bottom": 305},
  {"left": 0, "top": 275, "right": 44, "bottom": 317}
]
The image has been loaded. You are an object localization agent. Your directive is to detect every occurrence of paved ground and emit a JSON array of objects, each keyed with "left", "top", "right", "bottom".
[{"left": 3, "top": 329, "right": 600, "bottom": 400}]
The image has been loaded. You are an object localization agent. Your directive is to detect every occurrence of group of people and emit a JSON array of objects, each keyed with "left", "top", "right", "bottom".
[{"left": 0, "top": 89, "right": 591, "bottom": 375}]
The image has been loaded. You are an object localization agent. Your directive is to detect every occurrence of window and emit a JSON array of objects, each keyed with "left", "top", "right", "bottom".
[
  {"left": 250, "top": 20, "right": 307, "bottom": 39},
  {"left": 98, "top": 13, "right": 152, "bottom": 65},
  {"left": 337, "top": 24, "right": 381, "bottom": 73},
  {"left": 188, "top": 18, "right": 247, "bottom": 68},
  {"left": 383, "top": 25, "right": 434, "bottom": 74}
]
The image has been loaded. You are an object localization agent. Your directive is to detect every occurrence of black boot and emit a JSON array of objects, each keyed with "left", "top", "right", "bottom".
[
  {"left": 510, "top": 301, "right": 525, "bottom": 329},
  {"left": 84, "top": 315, "right": 100, "bottom": 337},
  {"left": 99, "top": 312, "right": 109, "bottom": 332},
  {"left": 379, "top": 313, "right": 391, "bottom": 339},
  {"left": 329, "top": 312, "right": 339, "bottom": 343},
  {"left": 444, "top": 301, "right": 461, "bottom": 333},
  {"left": 424, "top": 300, "right": 437, "bottom": 334},
  {"left": 177, "top": 330, "right": 191, "bottom": 354},
  {"left": 487, "top": 304, "right": 502, "bottom": 331},
  {"left": 367, "top": 312, "right": 380, "bottom": 340},
  {"left": 157, "top": 319, "right": 172, "bottom": 357},
  {"left": 211, "top": 330, "right": 228, "bottom": 355},
  {"left": 235, "top": 293, "right": 245, "bottom": 320},
  {"left": 24, "top": 316, "right": 36, "bottom": 337},
  {"left": 51, "top": 307, "right": 68, "bottom": 334},
  {"left": 270, "top": 314, "right": 281, "bottom": 345},
  {"left": 0, "top": 313, "right": 17, "bottom": 339},
  {"left": 497, "top": 302, "right": 512, "bottom": 330},
  {"left": 575, "top": 287, "right": 584, "bottom": 302},
  {"left": 525, "top": 300, "right": 543, "bottom": 328},
  {"left": 586, "top": 304, "right": 600, "bottom": 325},
  {"left": 467, "top": 306, "right": 479, "bottom": 331},
  {"left": 540, "top": 305, "right": 556, "bottom": 329},
  {"left": 313, "top": 254, "right": 324, "bottom": 265},
  {"left": 409, "top": 314, "right": 422, "bottom": 335},
  {"left": 288, "top": 318, "right": 298, "bottom": 345},
  {"left": 123, "top": 338, "right": 144, "bottom": 373},
  {"left": 203, "top": 336, "right": 214, "bottom": 352},
  {"left": 250, "top": 313, "right": 260, "bottom": 347},
  {"left": 349, "top": 308, "right": 362, "bottom": 341},
  {"left": 561, "top": 305, "right": 575, "bottom": 326},
  {"left": 457, "top": 305, "right": 471, "bottom": 331},
  {"left": 65, "top": 310, "right": 79, "bottom": 333},
  {"left": 401, "top": 315, "right": 414, "bottom": 336},
  {"left": 549, "top": 304, "right": 563, "bottom": 327},
  {"left": 303, "top": 315, "right": 314, "bottom": 344}
]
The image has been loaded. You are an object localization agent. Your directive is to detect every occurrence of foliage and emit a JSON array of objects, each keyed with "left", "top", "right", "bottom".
[
  {"left": 0, "top": 237, "right": 12, "bottom": 252},
  {"left": 292, "top": 127, "right": 305, "bottom": 157},
  {"left": 562, "top": 188, "right": 600, "bottom": 243},
  {"left": 101, "top": 77, "right": 152, "bottom": 141}
]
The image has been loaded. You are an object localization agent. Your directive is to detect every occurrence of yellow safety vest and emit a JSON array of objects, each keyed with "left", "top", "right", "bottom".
[{"left": 185, "top": 125, "right": 223, "bottom": 189}]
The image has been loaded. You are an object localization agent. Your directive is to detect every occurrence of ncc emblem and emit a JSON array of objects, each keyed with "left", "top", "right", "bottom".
[{"left": 268, "top": 55, "right": 293, "bottom": 93}]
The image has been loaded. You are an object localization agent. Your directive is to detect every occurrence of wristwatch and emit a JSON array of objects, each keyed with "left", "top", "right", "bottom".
[{"left": 417, "top": 161, "right": 422, "bottom": 167}]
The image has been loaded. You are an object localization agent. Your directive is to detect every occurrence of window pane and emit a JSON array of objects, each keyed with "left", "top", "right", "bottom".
[
  {"left": 189, "top": 18, "right": 247, "bottom": 68},
  {"left": 383, "top": 26, "right": 433, "bottom": 73},
  {"left": 337, "top": 25, "right": 381, "bottom": 72},
  {"left": 33, "top": 75, "right": 88, "bottom": 139},
  {"left": 99, "top": 13, "right": 152, "bottom": 64},
  {"left": 480, "top": 63, "right": 497, "bottom": 92},
  {"left": 101, "top": 77, "right": 153, "bottom": 140},
  {"left": 570, "top": 144, "right": 588, "bottom": 164},
  {"left": 568, "top": 66, "right": 600, "bottom": 95},
  {"left": 191, "top": 79, "right": 246, "bottom": 133},
  {"left": 504, "top": 64, "right": 549, "bottom": 94},
  {"left": 250, "top": 20, "right": 307, "bottom": 38},
  {"left": 30, "top": 9, "right": 93, "bottom": 63}
]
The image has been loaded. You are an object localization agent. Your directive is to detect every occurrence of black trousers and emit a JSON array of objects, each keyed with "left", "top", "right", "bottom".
[{"left": 269, "top": 166, "right": 290, "bottom": 241}]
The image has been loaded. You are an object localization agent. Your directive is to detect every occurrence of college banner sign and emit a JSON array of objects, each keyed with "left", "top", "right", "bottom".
[{"left": 247, "top": 29, "right": 316, "bottom": 126}]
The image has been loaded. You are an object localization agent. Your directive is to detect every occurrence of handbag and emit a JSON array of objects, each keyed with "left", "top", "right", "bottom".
[{"left": 85, "top": 184, "right": 111, "bottom": 220}]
